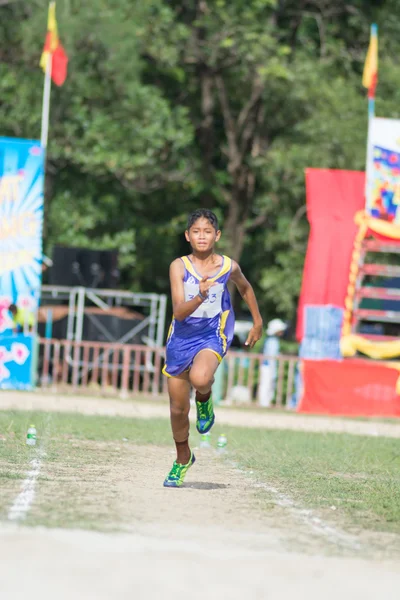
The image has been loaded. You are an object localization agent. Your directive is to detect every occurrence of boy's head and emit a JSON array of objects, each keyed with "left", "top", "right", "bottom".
[
  {"left": 185, "top": 209, "right": 221, "bottom": 251},
  {"left": 187, "top": 209, "right": 219, "bottom": 232}
]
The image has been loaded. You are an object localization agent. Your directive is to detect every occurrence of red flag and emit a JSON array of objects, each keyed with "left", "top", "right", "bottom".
[{"left": 40, "top": 2, "right": 68, "bottom": 86}]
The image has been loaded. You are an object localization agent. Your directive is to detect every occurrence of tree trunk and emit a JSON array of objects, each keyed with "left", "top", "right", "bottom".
[
  {"left": 224, "top": 198, "right": 246, "bottom": 263},
  {"left": 223, "top": 165, "right": 255, "bottom": 259},
  {"left": 198, "top": 67, "right": 216, "bottom": 208}
]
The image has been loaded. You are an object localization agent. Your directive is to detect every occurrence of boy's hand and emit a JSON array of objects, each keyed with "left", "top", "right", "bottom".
[
  {"left": 245, "top": 323, "right": 263, "bottom": 348},
  {"left": 199, "top": 276, "right": 217, "bottom": 298}
]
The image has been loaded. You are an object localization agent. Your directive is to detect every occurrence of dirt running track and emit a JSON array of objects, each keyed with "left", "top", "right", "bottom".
[{"left": 1, "top": 391, "right": 400, "bottom": 600}]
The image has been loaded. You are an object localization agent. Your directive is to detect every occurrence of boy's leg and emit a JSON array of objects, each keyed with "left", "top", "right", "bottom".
[
  {"left": 167, "top": 373, "right": 192, "bottom": 464},
  {"left": 190, "top": 350, "right": 220, "bottom": 397},
  {"left": 190, "top": 350, "right": 220, "bottom": 433}
]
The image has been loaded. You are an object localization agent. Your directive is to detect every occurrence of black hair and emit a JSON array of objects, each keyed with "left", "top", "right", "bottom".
[
  {"left": 187, "top": 209, "right": 219, "bottom": 231},
  {"left": 9, "top": 304, "right": 17, "bottom": 312}
]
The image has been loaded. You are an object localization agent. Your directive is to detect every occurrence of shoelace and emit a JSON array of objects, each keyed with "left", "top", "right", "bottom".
[
  {"left": 169, "top": 463, "right": 181, "bottom": 480},
  {"left": 168, "top": 454, "right": 193, "bottom": 480},
  {"left": 169, "top": 460, "right": 191, "bottom": 480},
  {"left": 197, "top": 401, "right": 209, "bottom": 420}
]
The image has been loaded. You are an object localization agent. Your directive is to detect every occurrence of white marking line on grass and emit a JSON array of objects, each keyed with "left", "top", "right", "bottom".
[
  {"left": 8, "top": 450, "right": 46, "bottom": 522},
  {"left": 228, "top": 460, "right": 361, "bottom": 552},
  {"left": 252, "top": 481, "right": 361, "bottom": 551}
]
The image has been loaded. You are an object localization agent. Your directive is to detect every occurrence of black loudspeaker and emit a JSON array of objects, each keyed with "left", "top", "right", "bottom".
[
  {"left": 50, "top": 246, "right": 119, "bottom": 289},
  {"left": 37, "top": 312, "right": 147, "bottom": 344}
]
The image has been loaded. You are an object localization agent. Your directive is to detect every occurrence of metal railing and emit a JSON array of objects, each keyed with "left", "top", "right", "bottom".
[
  {"left": 221, "top": 350, "right": 299, "bottom": 407},
  {"left": 39, "top": 338, "right": 168, "bottom": 397},
  {"left": 38, "top": 338, "right": 299, "bottom": 406}
]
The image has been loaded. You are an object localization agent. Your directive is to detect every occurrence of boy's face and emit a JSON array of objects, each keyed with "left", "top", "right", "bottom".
[{"left": 185, "top": 217, "right": 221, "bottom": 252}]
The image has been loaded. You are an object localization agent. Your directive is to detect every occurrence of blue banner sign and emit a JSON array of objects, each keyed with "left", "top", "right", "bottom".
[{"left": 0, "top": 137, "right": 44, "bottom": 388}]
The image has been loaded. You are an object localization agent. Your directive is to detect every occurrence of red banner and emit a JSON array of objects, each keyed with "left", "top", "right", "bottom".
[
  {"left": 296, "top": 169, "right": 365, "bottom": 340},
  {"left": 298, "top": 358, "right": 400, "bottom": 417}
]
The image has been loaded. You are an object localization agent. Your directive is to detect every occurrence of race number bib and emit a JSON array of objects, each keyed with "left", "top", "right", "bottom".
[{"left": 184, "top": 282, "right": 224, "bottom": 319}]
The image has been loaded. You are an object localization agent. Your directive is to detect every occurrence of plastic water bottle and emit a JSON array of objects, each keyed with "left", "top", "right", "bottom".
[
  {"left": 26, "top": 425, "right": 37, "bottom": 446},
  {"left": 200, "top": 433, "right": 211, "bottom": 448},
  {"left": 217, "top": 434, "right": 227, "bottom": 454}
]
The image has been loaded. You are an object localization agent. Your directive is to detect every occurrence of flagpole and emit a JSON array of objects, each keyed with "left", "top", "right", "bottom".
[
  {"left": 40, "top": 51, "right": 52, "bottom": 149},
  {"left": 367, "top": 23, "right": 378, "bottom": 124},
  {"left": 365, "top": 23, "right": 378, "bottom": 210},
  {"left": 365, "top": 98, "right": 374, "bottom": 208}
]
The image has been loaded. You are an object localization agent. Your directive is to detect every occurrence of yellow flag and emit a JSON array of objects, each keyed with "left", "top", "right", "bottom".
[
  {"left": 40, "top": 2, "right": 60, "bottom": 72},
  {"left": 362, "top": 24, "right": 378, "bottom": 90}
]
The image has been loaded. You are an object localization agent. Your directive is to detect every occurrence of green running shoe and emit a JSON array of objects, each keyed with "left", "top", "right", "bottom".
[
  {"left": 196, "top": 396, "right": 215, "bottom": 434},
  {"left": 163, "top": 452, "right": 196, "bottom": 488}
]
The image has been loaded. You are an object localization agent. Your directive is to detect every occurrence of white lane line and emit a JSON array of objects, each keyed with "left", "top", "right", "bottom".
[
  {"left": 228, "top": 459, "right": 361, "bottom": 552},
  {"left": 8, "top": 450, "right": 45, "bottom": 522},
  {"left": 252, "top": 481, "right": 361, "bottom": 551}
]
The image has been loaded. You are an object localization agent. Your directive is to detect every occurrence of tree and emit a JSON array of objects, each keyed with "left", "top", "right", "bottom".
[
  {"left": 142, "top": 0, "right": 399, "bottom": 317},
  {"left": 1, "top": 0, "right": 400, "bottom": 325},
  {"left": 141, "top": 0, "right": 384, "bottom": 264}
]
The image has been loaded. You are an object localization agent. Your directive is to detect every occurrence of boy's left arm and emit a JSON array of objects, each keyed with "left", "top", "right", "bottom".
[{"left": 230, "top": 261, "right": 263, "bottom": 348}]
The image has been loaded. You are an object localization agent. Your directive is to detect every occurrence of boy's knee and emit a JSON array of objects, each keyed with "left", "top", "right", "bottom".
[
  {"left": 170, "top": 402, "right": 189, "bottom": 419},
  {"left": 190, "top": 370, "right": 214, "bottom": 393}
]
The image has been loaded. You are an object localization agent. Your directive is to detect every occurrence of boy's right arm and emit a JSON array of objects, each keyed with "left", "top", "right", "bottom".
[{"left": 170, "top": 259, "right": 215, "bottom": 322}]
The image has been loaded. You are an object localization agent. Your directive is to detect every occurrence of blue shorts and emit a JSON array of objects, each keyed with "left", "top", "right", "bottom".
[{"left": 162, "top": 335, "right": 224, "bottom": 378}]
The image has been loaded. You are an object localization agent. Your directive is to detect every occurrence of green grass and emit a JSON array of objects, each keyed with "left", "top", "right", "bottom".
[
  {"left": 221, "top": 425, "right": 400, "bottom": 532},
  {"left": 0, "top": 410, "right": 171, "bottom": 447},
  {"left": 0, "top": 410, "right": 399, "bottom": 534},
  {"left": 0, "top": 411, "right": 173, "bottom": 528}
]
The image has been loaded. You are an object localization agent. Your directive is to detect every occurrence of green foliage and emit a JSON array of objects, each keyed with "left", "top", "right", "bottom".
[{"left": 1, "top": 0, "right": 400, "bottom": 330}]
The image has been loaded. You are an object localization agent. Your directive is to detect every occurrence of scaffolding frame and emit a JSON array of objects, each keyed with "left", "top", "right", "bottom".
[
  {"left": 352, "top": 238, "right": 400, "bottom": 339},
  {"left": 40, "top": 285, "right": 167, "bottom": 348}
]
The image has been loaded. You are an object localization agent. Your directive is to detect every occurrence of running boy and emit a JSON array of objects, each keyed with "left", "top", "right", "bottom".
[{"left": 162, "top": 209, "right": 263, "bottom": 487}]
